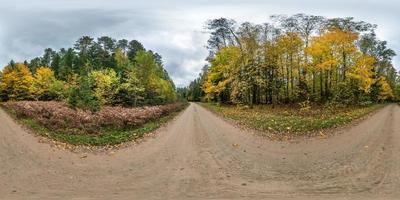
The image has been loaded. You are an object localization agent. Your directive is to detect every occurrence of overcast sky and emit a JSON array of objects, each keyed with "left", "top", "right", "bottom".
[{"left": 0, "top": 0, "right": 399, "bottom": 87}]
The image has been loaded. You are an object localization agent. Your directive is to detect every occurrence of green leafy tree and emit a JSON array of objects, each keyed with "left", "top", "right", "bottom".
[
  {"left": 114, "top": 48, "right": 131, "bottom": 76},
  {"left": 128, "top": 40, "right": 145, "bottom": 62},
  {"left": 114, "top": 71, "right": 145, "bottom": 106},
  {"left": 68, "top": 76, "right": 100, "bottom": 112}
]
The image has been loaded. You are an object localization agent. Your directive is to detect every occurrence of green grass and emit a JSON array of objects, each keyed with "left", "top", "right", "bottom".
[
  {"left": 20, "top": 112, "right": 180, "bottom": 146},
  {"left": 201, "top": 103, "right": 385, "bottom": 135}
]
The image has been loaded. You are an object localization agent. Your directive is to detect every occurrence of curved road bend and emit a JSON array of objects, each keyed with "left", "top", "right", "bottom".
[{"left": 0, "top": 103, "right": 399, "bottom": 199}]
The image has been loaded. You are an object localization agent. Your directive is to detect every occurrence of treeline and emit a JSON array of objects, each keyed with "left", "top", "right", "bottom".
[
  {"left": 183, "top": 14, "right": 400, "bottom": 106},
  {"left": 178, "top": 66, "right": 208, "bottom": 102},
  {"left": 0, "top": 36, "right": 177, "bottom": 111}
]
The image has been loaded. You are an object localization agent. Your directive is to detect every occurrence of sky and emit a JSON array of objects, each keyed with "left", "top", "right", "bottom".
[{"left": 0, "top": 0, "right": 399, "bottom": 87}]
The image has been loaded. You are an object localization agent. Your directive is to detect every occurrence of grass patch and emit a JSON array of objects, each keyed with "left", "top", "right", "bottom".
[
  {"left": 201, "top": 103, "right": 385, "bottom": 135},
  {"left": 19, "top": 111, "right": 180, "bottom": 146}
]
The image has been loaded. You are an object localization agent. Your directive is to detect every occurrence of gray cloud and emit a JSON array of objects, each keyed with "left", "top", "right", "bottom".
[
  {"left": 0, "top": 9, "right": 126, "bottom": 61},
  {"left": 0, "top": 0, "right": 399, "bottom": 87}
]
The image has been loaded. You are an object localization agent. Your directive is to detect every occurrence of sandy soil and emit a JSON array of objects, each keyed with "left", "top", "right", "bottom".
[{"left": 0, "top": 103, "right": 399, "bottom": 200}]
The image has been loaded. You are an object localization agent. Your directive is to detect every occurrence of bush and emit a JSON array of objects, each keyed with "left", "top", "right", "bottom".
[
  {"left": 331, "top": 82, "right": 356, "bottom": 105},
  {"left": 68, "top": 77, "right": 100, "bottom": 112},
  {"left": 2, "top": 101, "right": 187, "bottom": 135},
  {"left": 49, "top": 80, "right": 67, "bottom": 100}
]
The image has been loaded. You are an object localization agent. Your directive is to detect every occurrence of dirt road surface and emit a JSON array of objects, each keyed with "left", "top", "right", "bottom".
[{"left": 0, "top": 103, "right": 399, "bottom": 199}]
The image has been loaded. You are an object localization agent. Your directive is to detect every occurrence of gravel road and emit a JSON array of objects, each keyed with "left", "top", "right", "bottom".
[{"left": 0, "top": 103, "right": 399, "bottom": 199}]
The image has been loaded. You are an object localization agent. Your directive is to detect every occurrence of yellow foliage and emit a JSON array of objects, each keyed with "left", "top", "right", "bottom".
[
  {"left": 203, "top": 47, "right": 240, "bottom": 101},
  {"left": 377, "top": 76, "right": 393, "bottom": 100},
  {"left": 151, "top": 76, "right": 177, "bottom": 102},
  {"left": 307, "top": 29, "right": 358, "bottom": 71},
  {"left": 32, "top": 67, "right": 57, "bottom": 100},
  {"left": 89, "top": 69, "right": 118, "bottom": 105},
  {"left": 347, "top": 54, "right": 375, "bottom": 93},
  {"left": 67, "top": 74, "right": 80, "bottom": 88},
  {"left": 0, "top": 63, "right": 34, "bottom": 100},
  {"left": 276, "top": 33, "right": 303, "bottom": 54}
]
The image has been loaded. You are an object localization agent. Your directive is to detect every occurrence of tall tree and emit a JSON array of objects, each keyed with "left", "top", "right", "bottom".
[{"left": 127, "top": 40, "right": 145, "bottom": 62}]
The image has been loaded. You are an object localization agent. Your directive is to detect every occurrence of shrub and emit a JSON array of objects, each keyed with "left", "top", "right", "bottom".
[
  {"left": 2, "top": 101, "right": 187, "bottom": 135},
  {"left": 49, "top": 80, "right": 67, "bottom": 100},
  {"left": 331, "top": 82, "right": 356, "bottom": 105},
  {"left": 68, "top": 77, "right": 100, "bottom": 112}
]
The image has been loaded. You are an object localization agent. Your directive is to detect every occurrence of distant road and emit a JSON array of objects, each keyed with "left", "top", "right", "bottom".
[{"left": 0, "top": 103, "right": 399, "bottom": 199}]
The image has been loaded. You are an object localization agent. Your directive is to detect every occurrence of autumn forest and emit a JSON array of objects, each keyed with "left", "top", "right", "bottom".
[
  {"left": 0, "top": 14, "right": 400, "bottom": 145},
  {"left": 2, "top": 7, "right": 400, "bottom": 199},
  {"left": 0, "top": 36, "right": 178, "bottom": 112},
  {"left": 183, "top": 14, "right": 400, "bottom": 107}
]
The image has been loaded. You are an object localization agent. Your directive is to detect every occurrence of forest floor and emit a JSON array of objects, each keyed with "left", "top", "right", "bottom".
[
  {"left": 1, "top": 103, "right": 400, "bottom": 199},
  {"left": 201, "top": 102, "right": 384, "bottom": 140}
]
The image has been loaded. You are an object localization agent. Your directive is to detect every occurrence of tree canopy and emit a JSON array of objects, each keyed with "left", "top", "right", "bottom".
[
  {"left": 0, "top": 36, "right": 177, "bottom": 111},
  {"left": 185, "top": 14, "right": 399, "bottom": 106}
]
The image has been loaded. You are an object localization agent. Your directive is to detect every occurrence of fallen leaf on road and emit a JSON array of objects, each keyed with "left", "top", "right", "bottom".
[{"left": 319, "top": 131, "right": 327, "bottom": 138}]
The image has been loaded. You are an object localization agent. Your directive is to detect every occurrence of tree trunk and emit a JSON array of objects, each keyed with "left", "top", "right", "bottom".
[
  {"left": 290, "top": 54, "right": 294, "bottom": 100},
  {"left": 286, "top": 60, "right": 290, "bottom": 102},
  {"left": 312, "top": 71, "right": 316, "bottom": 95},
  {"left": 342, "top": 52, "right": 347, "bottom": 81},
  {"left": 325, "top": 70, "right": 329, "bottom": 100},
  {"left": 320, "top": 71, "right": 324, "bottom": 101}
]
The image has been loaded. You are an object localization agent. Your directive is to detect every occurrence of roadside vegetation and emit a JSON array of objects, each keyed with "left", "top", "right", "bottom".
[
  {"left": 2, "top": 101, "right": 186, "bottom": 145},
  {"left": 202, "top": 103, "right": 384, "bottom": 136},
  {"left": 179, "top": 14, "right": 400, "bottom": 135},
  {"left": 0, "top": 36, "right": 187, "bottom": 145}
]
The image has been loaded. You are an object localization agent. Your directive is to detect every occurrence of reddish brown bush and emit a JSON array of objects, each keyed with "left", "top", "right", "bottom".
[{"left": 2, "top": 101, "right": 187, "bottom": 135}]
